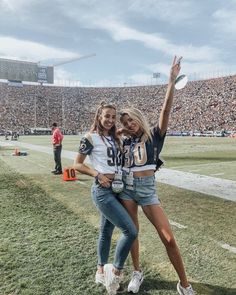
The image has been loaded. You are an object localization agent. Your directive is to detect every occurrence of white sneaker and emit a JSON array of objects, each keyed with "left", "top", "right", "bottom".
[
  {"left": 177, "top": 282, "right": 195, "bottom": 295},
  {"left": 95, "top": 270, "right": 105, "bottom": 286},
  {"left": 104, "top": 264, "right": 121, "bottom": 295},
  {"left": 127, "top": 271, "right": 144, "bottom": 293}
]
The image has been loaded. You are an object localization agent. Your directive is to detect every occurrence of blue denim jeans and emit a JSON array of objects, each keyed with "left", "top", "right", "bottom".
[{"left": 91, "top": 183, "right": 138, "bottom": 270}]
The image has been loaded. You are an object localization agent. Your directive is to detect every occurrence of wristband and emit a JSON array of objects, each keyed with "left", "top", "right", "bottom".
[{"left": 95, "top": 173, "right": 101, "bottom": 182}]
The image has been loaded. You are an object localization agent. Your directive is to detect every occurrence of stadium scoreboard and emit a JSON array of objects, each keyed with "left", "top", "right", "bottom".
[{"left": 0, "top": 58, "right": 54, "bottom": 84}]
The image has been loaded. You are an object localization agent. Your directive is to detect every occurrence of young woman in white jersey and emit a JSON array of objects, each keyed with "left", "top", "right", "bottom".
[
  {"left": 119, "top": 56, "right": 195, "bottom": 295},
  {"left": 74, "top": 102, "right": 137, "bottom": 295}
]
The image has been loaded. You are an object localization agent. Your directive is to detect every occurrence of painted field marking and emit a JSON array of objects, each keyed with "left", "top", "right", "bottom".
[
  {"left": 138, "top": 208, "right": 187, "bottom": 229},
  {"left": 76, "top": 180, "right": 88, "bottom": 186},
  {"left": 211, "top": 173, "right": 225, "bottom": 176},
  {"left": 26, "top": 158, "right": 47, "bottom": 168},
  {"left": 216, "top": 241, "right": 236, "bottom": 254},
  {"left": 38, "top": 163, "right": 47, "bottom": 168},
  {"left": 170, "top": 160, "right": 236, "bottom": 170},
  {"left": 19, "top": 156, "right": 48, "bottom": 169},
  {"left": 157, "top": 169, "right": 236, "bottom": 202},
  {"left": 169, "top": 220, "right": 187, "bottom": 229},
  {"left": 17, "top": 179, "right": 27, "bottom": 187},
  {"left": 161, "top": 221, "right": 236, "bottom": 255}
]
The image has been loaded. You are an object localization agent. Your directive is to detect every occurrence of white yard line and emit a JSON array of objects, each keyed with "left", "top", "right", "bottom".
[
  {"left": 169, "top": 220, "right": 187, "bottom": 229},
  {"left": 170, "top": 160, "right": 236, "bottom": 170},
  {"left": 18, "top": 179, "right": 27, "bottom": 187},
  {"left": 157, "top": 169, "right": 236, "bottom": 202},
  {"left": 210, "top": 173, "right": 225, "bottom": 176},
  {"left": 23, "top": 157, "right": 47, "bottom": 169},
  {"left": 1, "top": 140, "right": 236, "bottom": 202},
  {"left": 216, "top": 241, "right": 236, "bottom": 254},
  {"left": 38, "top": 163, "right": 47, "bottom": 168},
  {"left": 76, "top": 180, "right": 88, "bottom": 186}
]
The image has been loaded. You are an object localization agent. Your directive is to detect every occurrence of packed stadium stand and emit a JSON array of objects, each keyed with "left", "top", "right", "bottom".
[{"left": 0, "top": 75, "right": 235, "bottom": 136}]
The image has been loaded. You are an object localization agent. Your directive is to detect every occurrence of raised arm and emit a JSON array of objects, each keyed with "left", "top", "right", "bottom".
[{"left": 158, "top": 56, "right": 181, "bottom": 136}]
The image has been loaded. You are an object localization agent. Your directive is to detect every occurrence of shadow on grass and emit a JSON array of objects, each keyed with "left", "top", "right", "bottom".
[{"left": 118, "top": 278, "right": 236, "bottom": 295}]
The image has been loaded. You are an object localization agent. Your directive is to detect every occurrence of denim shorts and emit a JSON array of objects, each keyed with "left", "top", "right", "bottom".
[{"left": 119, "top": 175, "right": 160, "bottom": 206}]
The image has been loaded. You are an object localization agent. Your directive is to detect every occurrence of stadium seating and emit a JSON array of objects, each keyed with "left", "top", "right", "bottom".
[{"left": 0, "top": 75, "right": 235, "bottom": 135}]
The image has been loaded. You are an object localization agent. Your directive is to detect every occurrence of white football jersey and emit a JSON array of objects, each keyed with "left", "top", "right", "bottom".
[{"left": 79, "top": 132, "right": 122, "bottom": 174}]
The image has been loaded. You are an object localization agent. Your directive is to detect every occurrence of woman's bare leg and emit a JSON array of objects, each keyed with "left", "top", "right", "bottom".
[{"left": 142, "top": 204, "right": 189, "bottom": 287}]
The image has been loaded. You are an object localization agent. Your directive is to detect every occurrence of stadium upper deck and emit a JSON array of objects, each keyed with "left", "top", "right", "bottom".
[{"left": 0, "top": 75, "right": 235, "bottom": 134}]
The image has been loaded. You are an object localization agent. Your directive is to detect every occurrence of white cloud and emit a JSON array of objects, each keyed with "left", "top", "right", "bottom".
[
  {"left": 148, "top": 60, "right": 233, "bottom": 77},
  {"left": 182, "top": 61, "right": 236, "bottom": 79},
  {"left": 54, "top": 67, "right": 77, "bottom": 81},
  {"left": 0, "top": 0, "right": 35, "bottom": 11},
  {"left": 0, "top": 0, "right": 234, "bottom": 85},
  {"left": 213, "top": 8, "right": 236, "bottom": 36},
  {"left": 92, "top": 19, "right": 219, "bottom": 62},
  {"left": 128, "top": 73, "right": 153, "bottom": 84},
  {"left": 54, "top": 68, "right": 113, "bottom": 87},
  {"left": 128, "top": 0, "right": 196, "bottom": 23},
  {"left": 61, "top": 0, "right": 196, "bottom": 24},
  {"left": 58, "top": 1, "right": 220, "bottom": 62},
  {"left": 0, "top": 36, "right": 78, "bottom": 63}
]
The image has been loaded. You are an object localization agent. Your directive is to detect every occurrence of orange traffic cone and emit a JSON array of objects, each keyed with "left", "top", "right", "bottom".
[{"left": 63, "top": 168, "right": 77, "bottom": 181}]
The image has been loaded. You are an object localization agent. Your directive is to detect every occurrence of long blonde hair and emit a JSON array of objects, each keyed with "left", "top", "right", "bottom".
[
  {"left": 119, "top": 108, "right": 152, "bottom": 142},
  {"left": 90, "top": 101, "right": 121, "bottom": 148}
]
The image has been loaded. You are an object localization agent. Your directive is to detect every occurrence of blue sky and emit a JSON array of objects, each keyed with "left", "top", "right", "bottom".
[{"left": 0, "top": 0, "right": 236, "bottom": 86}]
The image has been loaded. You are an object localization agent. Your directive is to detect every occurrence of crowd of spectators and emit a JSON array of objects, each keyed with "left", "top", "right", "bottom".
[{"left": 0, "top": 75, "right": 235, "bottom": 135}]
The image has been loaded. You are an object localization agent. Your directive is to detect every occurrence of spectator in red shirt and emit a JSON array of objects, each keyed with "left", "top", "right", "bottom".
[{"left": 51, "top": 122, "right": 64, "bottom": 175}]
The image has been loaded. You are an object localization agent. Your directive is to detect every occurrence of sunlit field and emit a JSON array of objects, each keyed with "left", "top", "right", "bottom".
[{"left": 0, "top": 135, "right": 236, "bottom": 295}]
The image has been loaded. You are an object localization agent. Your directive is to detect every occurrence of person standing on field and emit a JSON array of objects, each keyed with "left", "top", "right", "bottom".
[
  {"left": 51, "top": 122, "right": 63, "bottom": 175},
  {"left": 118, "top": 56, "right": 196, "bottom": 295},
  {"left": 74, "top": 102, "right": 138, "bottom": 295}
]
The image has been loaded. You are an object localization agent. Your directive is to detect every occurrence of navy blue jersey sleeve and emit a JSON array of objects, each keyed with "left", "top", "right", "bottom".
[
  {"left": 151, "top": 126, "right": 166, "bottom": 156},
  {"left": 78, "top": 137, "right": 93, "bottom": 155}
]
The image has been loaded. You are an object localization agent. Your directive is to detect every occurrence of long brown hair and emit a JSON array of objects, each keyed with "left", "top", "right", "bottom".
[{"left": 90, "top": 101, "right": 121, "bottom": 148}]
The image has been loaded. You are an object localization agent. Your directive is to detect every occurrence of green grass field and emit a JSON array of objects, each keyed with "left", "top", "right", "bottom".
[{"left": 0, "top": 136, "right": 236, "bottom": 295}]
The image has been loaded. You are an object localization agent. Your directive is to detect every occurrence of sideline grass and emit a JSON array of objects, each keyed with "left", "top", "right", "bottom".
[
  {"left": 1, "top": 136, "right": 236, "bottom": 294},
  {"left": 162, "top": 137, "right": 236, "bottom": 181},
  {"left": 1, "top": 158, "right": 236, "bottom": 294},
  {"left": 0, "top": 161, "right": 103, "bottom": 295}
]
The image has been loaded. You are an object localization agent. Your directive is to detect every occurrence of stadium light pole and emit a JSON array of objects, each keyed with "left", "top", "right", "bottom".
[
  {"left": 153, "top": 72, "right": 160, "bottom": 85},
  {"left": 61, "top": 91, "right": 65, "bottom": 132},
  {"left": 34, "top": 96, "right": 37, "bottom": 128},
  {"left": 47, "top": 96, "right": 50, "bottom": 128}
]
